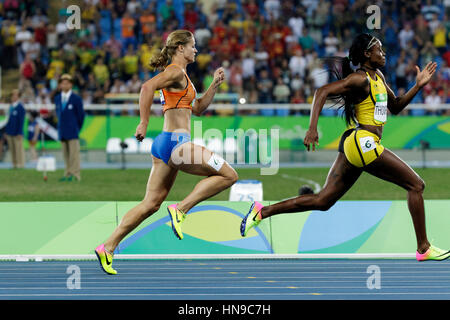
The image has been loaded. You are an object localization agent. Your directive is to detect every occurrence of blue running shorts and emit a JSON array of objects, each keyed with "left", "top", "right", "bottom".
[{"left": 151, "top": 131, "right": 191, "bottom": 164}]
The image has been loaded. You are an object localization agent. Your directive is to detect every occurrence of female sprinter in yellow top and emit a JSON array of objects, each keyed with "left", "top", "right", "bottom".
[
  {"left": 95, "top": 30, "right": 238, "bottom": 274},
  {"left": 241, "top": 33, "right": 450, "bottom": 261}
]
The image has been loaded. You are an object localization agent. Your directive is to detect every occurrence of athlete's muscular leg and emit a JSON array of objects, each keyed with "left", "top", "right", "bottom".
[
  {"left": 104, "top": 156, "right": 178, "bottom": 253},
  {"left": 169, "top": 142, "right": 238, "bottom": 213},
  {"left": 261, "top": 153, "right": 362, "bottom": 218},
  {"left": 364, "top": 148, "right": 430, "bottom": 253}
]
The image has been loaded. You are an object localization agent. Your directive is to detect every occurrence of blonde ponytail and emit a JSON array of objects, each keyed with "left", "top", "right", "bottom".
[
  {"left": 149, "top": 46, "right": 172, "bottom": 71},
  {"left": 148, "top": 29, "right": 194, "bottom": 71}
]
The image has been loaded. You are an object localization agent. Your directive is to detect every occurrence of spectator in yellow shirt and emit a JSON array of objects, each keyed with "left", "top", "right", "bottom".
[
  {"left": 46, "top": 50, "right": 65, "bottom": 80},
  {"left": 139, "top": 44, "right": 152, "bottom": 71},
  {"left": 121, "top": 46, "right": 139, "bottom": 81},
  {"left": 81, "top": 3, "right": 98, "bottom": 22},
  {"left": 76, "top": 46, "right": 98, "bottom": 77},
  {"left": 1, "top": 20, "right": 18, "bottom": 69},
  {"left": 196, "top": 52, "right": 212, "bottom": 71},
  {"left": 93, "top": 57, "right": 110, "bottom": 90},
  {"left": 433, "top": 22, "right": 447, "bottom": 54}
]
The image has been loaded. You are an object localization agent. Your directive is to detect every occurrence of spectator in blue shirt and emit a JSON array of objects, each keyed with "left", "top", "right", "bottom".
[{"left": 5, "top": 89, "right": 26, "bottom": 168}]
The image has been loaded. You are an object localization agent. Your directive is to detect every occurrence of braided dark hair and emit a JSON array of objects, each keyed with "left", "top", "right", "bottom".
[{"left": 323, "top": 33, "right": 377, "bottom": 126}]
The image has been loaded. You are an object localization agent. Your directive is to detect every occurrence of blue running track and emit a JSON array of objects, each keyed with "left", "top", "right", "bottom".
[{"left": 0, "top": 259, "right": 449, "bottom": 300}]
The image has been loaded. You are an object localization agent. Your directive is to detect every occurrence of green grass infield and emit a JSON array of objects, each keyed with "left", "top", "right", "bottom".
[{"left": 0, "top": 167, "right": 448, "bottom": 202}]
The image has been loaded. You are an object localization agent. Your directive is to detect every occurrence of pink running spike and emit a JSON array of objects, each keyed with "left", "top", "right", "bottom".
[
  {"left": 416, "top": 248, "right": 430, "bottom": 261},
  {"left": 253, "top": 201, "right": 264, "bottom": 219},
  {"left": 96, "top": 243, "right": 106, "bottom": 253}
]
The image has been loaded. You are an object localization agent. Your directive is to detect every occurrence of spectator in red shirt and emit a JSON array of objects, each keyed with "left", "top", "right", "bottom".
[
  {"left": 442, "top": 49, "right": 450, "bottom": 67},
  {"left": 208, "top": 33, "right": 223, "bottom": 53},
  {"left": 184, "top": 3, "right": 199, "bottom": 33},
  {"left": 243, "top": 0, "right": 259, "bottom": 19},
  {"left": 34, "top": 21, "right": 47, "bottom": 46},
  {"left": 213, "top": 19, "right": 227, "bottom": 40},
  {"left": 291, "top": 88, "right": 306, "bottom": 104},
  {"left": 20, "top": 53, "right": 36, "bottom": 81}
]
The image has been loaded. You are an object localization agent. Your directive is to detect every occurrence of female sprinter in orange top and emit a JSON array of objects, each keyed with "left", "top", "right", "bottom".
[
  {"left": 95, "top": 30, "right": 238, "bottom": 274},
  {"left": 241, "top": 33, "right": 450, "bottom": 262}
]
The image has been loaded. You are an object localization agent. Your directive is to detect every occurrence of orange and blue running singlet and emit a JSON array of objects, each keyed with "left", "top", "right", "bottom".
[
  {"left": 159, "top": 64, "right": 197, "bottom": 113},
  {"left": 151, "top": 64, "right": 196, "bottom": 164}
]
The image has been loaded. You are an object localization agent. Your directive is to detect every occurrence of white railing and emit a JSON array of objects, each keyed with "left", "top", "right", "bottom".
[{"left": 0, "top": 103, "right": 448, "bottom": 111}]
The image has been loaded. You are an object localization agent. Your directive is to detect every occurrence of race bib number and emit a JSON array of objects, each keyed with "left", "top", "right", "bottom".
[
  {"left": 159, "top": 89, "right": 165, "bottom": 105},
  {"left": 359, "top": 136, "right": 376, "bottom": 153},
  {"left": 374, "top": 93, "right": 387, "bottom": 122}
]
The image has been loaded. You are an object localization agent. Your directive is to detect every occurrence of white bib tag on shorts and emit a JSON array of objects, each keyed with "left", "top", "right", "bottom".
[{"left": 359, "top": 136, "right": 376, "bottom": 153}]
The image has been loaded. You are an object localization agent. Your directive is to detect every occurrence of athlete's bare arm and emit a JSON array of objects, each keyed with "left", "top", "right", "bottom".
[
  {"left": 135, "top": 67, "right": 185, "bottom": 141},
  {"left": 377, "top": 62, "right": 437, "bottom": 115},
  {"left": 192, "top": 67, "right": 225, "bottom": 116},
  {"left": 303, "top": 72, "right": 368, "bottom": 151}
]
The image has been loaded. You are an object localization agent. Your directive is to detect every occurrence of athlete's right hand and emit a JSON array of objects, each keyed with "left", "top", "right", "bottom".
[
  {"left": 213, "top": 67, "right": 225, "bottom": 88},
  {"left": 303, "top": 128, "right": 319, "bottom": 152},
  {"left": 135, "top": 122, "right": 148, "bottom": 142}
]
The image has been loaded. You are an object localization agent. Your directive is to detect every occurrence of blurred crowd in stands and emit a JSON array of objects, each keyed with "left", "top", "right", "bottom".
[{"left": 0, "top": 0, "right": 450, "bottom": 116}]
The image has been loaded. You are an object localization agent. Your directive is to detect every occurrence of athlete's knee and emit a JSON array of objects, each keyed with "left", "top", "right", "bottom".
[
  {"left": 315, "top": 193, "right": 337, "bottom": 211},
  {"left": 140, "top": 199, "right": 162, "bottom": 218},
  {"left": 225, "top": 168, "right": 239, "bottom": 186},
  {"left": 410, "top": 178, "right": 425, "bottom": 193},
  {"left": 292, "top": 192, "right": 336, "bottom": 211},
  {"left": 317, "top": 200, "right": 335, "bottom": 211}
]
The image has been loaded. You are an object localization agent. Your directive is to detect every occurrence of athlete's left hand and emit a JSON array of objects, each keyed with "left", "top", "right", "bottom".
[
  {"left": 135, "top": 122, "right": 147, "bottom": 142},
  {"left": 213, "top": 67, "right": 225, "bottom": 88},
  {"left": 415, "top": 62, "right": 437, "bottom": 88}
]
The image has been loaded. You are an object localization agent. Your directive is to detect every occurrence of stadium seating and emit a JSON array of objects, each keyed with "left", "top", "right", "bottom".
[{"left": 0, "top": 0, "right": 448, "bottom": 116}]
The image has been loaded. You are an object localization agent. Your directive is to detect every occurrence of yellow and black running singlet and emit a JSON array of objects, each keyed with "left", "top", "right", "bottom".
[
  {"left": 339, "top": 71, "right": 388, "bottom": 167},
  {"left": 354, "top": 71, "right": 388, "bottom": 126}
]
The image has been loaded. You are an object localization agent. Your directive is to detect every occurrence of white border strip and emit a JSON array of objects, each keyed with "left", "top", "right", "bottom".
[{"left": 0, "top": 253, "right": 416, "bottom": 261}]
